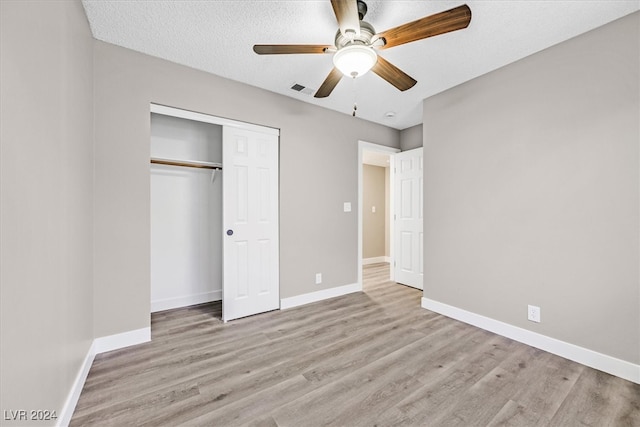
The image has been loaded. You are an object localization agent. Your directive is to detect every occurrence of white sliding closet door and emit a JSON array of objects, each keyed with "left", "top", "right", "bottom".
[{"left": 222, "top": 126, "right": 279, "bottom": 321}]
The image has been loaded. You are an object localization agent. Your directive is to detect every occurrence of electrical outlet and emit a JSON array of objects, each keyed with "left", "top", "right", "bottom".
[
  {"left": 315, "top": 273, "right": 322, "bottom": 285},
  {"left": 528, "top": 305, "right": 541, "bottom": 323}
]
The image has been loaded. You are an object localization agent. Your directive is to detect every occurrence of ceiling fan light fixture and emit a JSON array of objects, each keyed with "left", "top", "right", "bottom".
[{"left": 333, "top": 44, "right": 377, "bottom": 78}]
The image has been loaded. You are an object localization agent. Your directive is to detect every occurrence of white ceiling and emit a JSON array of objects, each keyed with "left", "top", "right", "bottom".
[{"left": 81, "top": 1, "right": 639, "bottom": 130}]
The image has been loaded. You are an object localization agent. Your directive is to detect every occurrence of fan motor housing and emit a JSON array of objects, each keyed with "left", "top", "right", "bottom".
[{"left": 335, "top": 20, "right": 376, "bottom": 49}]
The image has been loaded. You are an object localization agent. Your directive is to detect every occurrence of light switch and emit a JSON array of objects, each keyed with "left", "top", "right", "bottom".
[
  {"left": 372, "top": 206, "right": 376, "bottom": 213},
  {"left": 343, "top": 202, "right": 351, "bottom": 212}
]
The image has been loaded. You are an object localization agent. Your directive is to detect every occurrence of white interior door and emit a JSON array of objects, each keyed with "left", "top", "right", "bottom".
[
  {"left": 223, "top": 126, "right": 279, "bottom": 321},
  {"left": 394, "top": 148, "right": 423, "bottom": 290}
]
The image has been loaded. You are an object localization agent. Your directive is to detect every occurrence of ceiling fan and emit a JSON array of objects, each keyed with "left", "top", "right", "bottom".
[{"left": 253, "top": 0, "right": 472, "bottom": 98}]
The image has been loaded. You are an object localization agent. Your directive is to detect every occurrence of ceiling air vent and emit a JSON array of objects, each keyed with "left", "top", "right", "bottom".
[{"left": 290, "top": 83, "right": 315, "bottom": 96}]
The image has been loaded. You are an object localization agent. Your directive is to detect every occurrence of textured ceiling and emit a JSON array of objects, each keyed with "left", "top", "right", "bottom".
[{"left": 81, "top": 1, "right": 639, "bottom": 130}]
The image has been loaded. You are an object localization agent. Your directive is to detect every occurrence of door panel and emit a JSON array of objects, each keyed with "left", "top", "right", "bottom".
[
  {"left": 235, "top": 166, "right": 249, "bottom": 223},
  {"left": 401, "top": 179, "right": 412, "bottom": 218},
  {"left": 394, "top": 147, "right": 423, "bottom": 290},
  {"left": 235, "top": 240, "right": 249, "bottom": 299},
  {"left": 401, "top": 232, "right": 413, "bottom": 270},
  {"left": 223, "top": 126, "right": 279, "bottom": 321}
]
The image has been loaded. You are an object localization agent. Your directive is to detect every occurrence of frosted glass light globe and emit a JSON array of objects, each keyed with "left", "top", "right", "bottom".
[{"left": 333, "top": 45, "right": 377, "bottom": 78}]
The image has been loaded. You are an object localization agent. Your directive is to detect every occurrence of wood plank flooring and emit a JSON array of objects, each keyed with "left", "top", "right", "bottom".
[{"left": 71, "top": 263, "right": 640, "bottom": 426}]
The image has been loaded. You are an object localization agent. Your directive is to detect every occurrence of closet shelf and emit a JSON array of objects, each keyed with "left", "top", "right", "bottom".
[{"left": 150, "top": 157, "right": 222, "bottom": 170}]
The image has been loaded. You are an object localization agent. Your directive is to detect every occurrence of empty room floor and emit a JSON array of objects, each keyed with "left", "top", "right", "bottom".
[{"left": 71, "top": 263, "right": 639, "bottom": 426}]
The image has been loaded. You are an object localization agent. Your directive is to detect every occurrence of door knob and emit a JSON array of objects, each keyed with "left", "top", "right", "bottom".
[{"left": 226, "top": 229, "right": 233, "bottom": 236}]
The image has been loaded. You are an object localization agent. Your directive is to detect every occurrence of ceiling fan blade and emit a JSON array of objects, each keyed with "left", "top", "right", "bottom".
[
  {"left": 371, "top": 56, "right": 417, "bottom": 92},
  {"left": 331, "top": 0, "right": 360, "bottom": 37},
  {"left": 377, "top": 4, "right": 471, "bottom": 50},
  {"left": 315, "top": 68, "right": 343, "bottom": 98},
  {"left": 253, "top": 44, "right": 333, "bottom": 55}
]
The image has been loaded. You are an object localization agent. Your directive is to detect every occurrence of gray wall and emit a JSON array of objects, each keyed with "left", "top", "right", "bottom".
[
  {"left": 1, "top": 0, "right": 94, "bottom": 423},
  {"left": 422, "top": 12, "right": 639, "bottom": 364},
  {"left": 93, "top": 41, "right": 400, "bottom": 337},
  {"left": 363, "top": 165, "right": 386, "bottom": 259},
  {"left": 400, "top": 124, "right": 423, "bottom": 150}
]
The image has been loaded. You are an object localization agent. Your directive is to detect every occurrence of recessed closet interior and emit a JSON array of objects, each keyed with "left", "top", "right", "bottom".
[{"left": 150, "top": 113, "right": 223, "bottom": 313}]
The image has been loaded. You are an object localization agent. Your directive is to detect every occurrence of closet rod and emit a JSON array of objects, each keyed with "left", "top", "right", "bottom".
[{"left": 150, "top": 158, "right": 222, "bottom": 170}]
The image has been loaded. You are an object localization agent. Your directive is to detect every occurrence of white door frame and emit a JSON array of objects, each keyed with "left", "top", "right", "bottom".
[{"left": 358, "top": 141, "right": 401, "bottom": 288}]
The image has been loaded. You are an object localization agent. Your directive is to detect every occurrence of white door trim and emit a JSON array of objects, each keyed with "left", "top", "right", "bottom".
[{"left": 358, "top": 141, "right": 401, "bottom": 288}]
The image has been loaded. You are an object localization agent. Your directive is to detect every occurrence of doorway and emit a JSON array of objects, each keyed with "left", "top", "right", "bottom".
[
  {"left": 358, "top": 141, "right": 399, "bottom": 285},
  {"left": 358, "top": 141, "right": 424, "bottom": 290},
  {"left": 150, "top": 114, "right": 223, "bottom": 314}
]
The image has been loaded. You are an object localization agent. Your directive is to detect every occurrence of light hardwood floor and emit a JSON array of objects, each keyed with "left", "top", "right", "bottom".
[{"left": 71, "top": 263, "right": 639, "bottom": 426}]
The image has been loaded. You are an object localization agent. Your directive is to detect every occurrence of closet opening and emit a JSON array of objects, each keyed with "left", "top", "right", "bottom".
[
  {"left": 149, "top": 103, "right": 281, "bottom": 327},
  {"left": 150, "top": 113, "right": 224, "bottom": 321}
]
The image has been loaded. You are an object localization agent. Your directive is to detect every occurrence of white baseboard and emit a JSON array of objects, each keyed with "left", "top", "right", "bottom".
[
  {"left": 151, "top": 290, "right": 222, "bottom": 313},
  {"left": 422, "top": 297, "right": 640, "bottom": 384},
  {"left": 57, "top": 341, "right": 97, "bottom": 427},
  {"left": 281, "top": 283, "right": 361, "bottom": 310},
  {"left": 58, "top": 327, "right": 151, "bottom": 426},
  {"left": 363, "top": 256, "right": 391, "bottom": 265},
  {"left": 93, "top": 327, "right": 151, "bottom": 354}
]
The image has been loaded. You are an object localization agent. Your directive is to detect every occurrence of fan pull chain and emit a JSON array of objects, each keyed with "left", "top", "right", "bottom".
[{"left": 352, "top": 76, "right": 358, "bottom": 117}]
